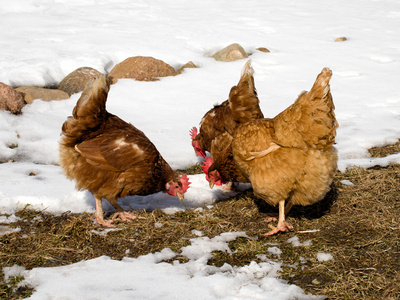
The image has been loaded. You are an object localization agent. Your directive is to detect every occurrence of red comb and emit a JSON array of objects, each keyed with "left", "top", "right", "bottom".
[
  {"left": 201, "top": 157, "right": 224, "bottom": 186},
  {"left": 190, "top": 127, "right": 206, "bottom": 158},
  {"left": 180, "top": 174, "right": 191, "bottom": 193},
  {"left": 189, "top": 127, "right": 198, "bottom": 140},
  {"left": 201, "top": 157, "right": 213, "bottom": 174}
]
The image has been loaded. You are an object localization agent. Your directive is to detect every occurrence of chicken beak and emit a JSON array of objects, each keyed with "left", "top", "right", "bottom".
[
  {"left": 177, "top": 192, "right": 184, "bottom": 201},
  {"left": 209, "top": 181, "right": 215, "bottom": 189},
  {"left": 177, "top": 192, "right": 187, "bottom": 210}
]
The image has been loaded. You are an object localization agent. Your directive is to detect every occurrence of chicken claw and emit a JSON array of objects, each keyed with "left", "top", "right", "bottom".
[
  {"left": 264, "top": 221, "right": 294, "bottom": 236},
  {"left": 263, "top": 200, "right": 295, "bottom": 236},
  {"left": 264, "top": 216, "right": 278, "bottom": 223},
  {"left": 93, "top": 209, "right": 145, "bottom": 227},
  {"left": 111, "top": 211, "right": 146, "bottom": 222},
  {"left": 93, "top": 216, "right": 116, "bottom": 228}
]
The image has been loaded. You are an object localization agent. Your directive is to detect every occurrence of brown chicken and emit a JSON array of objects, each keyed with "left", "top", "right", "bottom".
[
  {"left": 190, "top": 60, "right": 264, "bottom": 188},
  {"left": 59, "top": 74, "right": 190, "bottom": 227},
  {"left": 231, "top": 68, "right": 338, "bottom": 235}
]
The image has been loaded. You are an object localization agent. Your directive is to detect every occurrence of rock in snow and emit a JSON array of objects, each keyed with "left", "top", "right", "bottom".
[
  {"left": 109, "top": 56, "right": 176, "bottom": 83},
  {"left": 58, "top": 67, "right": 103, "bottom": 96},
  {"left": 0, "top": 82, "right": 25, "bottom": 114},
  {"left": 212, "top": 43, "right": 248, "bottom": 62},
  {"left": 16, "top": 86, "right": 69, "bottom": 104}
]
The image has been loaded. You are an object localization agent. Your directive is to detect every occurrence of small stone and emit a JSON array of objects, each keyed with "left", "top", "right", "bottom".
[
  {"left": 212, "top": 43, "right": 248, "bottom": 62},
  {"left": 176, "top": 61, "right": 198, "bottom": 74},
  {"left": 108, "top": 56, "right": 176, "bottom": 83},
  {"left": 256, "top": 47, "right": 271, "bottom": 53},
  {"left": 335, "top": 37, "right": 348, "bottom": 42},
  {"left": 16, "top": 86, "right": 70, "bottom": 104},
  {"left": 0, "top": 82, "right": 25, "bottom": 114},
  {"left": 58, "top": 67, "right": 102, "bottom": 95},
  {"left": 312, "top": 279, "right": 321, "bottom": 285}
]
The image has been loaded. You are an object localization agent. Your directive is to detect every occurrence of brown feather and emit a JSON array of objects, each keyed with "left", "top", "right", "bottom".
[
  {"left": 273, "top": 68, "right": 337, "bottom": 150},
  {"left": 231, "top": 68, "right": 338, "bottom": 234},
  {"left": 59, "top": 74, "right": 184, "bottom": 221},
  {"left": 209, "top": 132, "right": 248, "bottom": 183},
  {"left": 195, "top": 60, "right": 264, "bottom": 184}
]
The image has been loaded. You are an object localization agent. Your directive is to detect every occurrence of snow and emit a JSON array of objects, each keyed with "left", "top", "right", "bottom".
[
  {"left": 267, "top": 247, "right": 282, "bottom": 259},
  {"left": 1, "top": 0, "right": 400, "bottom": 298},
  {"left": 316, "top": 253, "right": 334, "bottom": 262},
  {"left": 0, "top": 225, "right": 21, "bottom": 236},
  {"left": 340, "top": 179, "right": 354, "bottom": 186},
  {"left": 4, "top": 232, "right": 323, "bottom": 300},
  {"left": 287, "top": 236, "right": 312, "bottom": 247}
]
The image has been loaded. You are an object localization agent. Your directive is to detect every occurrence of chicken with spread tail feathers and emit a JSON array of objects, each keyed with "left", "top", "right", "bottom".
[
  {"left": 59, "top": 74, "right": 190, "bottom": 227},
  {"left": 232, "top": 67, "right": 338, "bottom": 236},
  {"left": 190, "top": 60, "right": 264, "bottom": 188}
]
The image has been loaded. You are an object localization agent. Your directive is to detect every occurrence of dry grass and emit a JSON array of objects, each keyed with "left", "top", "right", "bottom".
[
  {"left": 1, "top": 146, "right": 400, "bottom": 299},
  {"left": 368, "top": 139, "right": 400, "bottom": 157},
  {"left": 291, "top": 164, "right": 400, "bottom": 299}
]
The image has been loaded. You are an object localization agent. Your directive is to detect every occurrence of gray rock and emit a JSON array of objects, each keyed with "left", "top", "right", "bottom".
[
  {"left": 335, "top": 37, "right": 348, "bottom": 42},
  {"left": 58, "top": 67, "right": 102, "bottom": 95},
  {"left": 176, "top": 61, "right": 198, "bottom": 75},
  {"left": 212, "top": 43, "right": 248, "bottom": 62},
  {"left": 0, "top": 82, "right": 25, "bottom": 114},
  {"left": 16, "top": 86, "right": 70, "bottom": 104},
  {"left": 109, "top": 56, "right": 176, "bottom": 83},
  {"left": 256, "top": 47, "right": 271, "bottom": 53}
]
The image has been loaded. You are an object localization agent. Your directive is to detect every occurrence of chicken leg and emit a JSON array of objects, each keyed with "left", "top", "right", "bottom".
[
  {"left": 95, "top": 197, "right": 115, "bottom": 227},
  {"left": 264, "top": 200, "right": 294, "bottom": 236},
  {"left": 94, "top": 197, "right": 143, "bottom": 227}
]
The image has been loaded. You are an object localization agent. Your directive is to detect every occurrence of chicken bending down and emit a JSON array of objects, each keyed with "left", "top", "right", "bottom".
[
  {"left": 190, "top": 60, "right": 264, "bottom": 188},
  {"left": 59, "top": 74, "right": 190, "bottom": 227},
  {"left": 232, "top": 68, "right": 338, "bottom": 236}
]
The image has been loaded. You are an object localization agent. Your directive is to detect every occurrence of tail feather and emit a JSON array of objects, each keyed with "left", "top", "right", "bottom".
[
  {"left": 73, "top": 74, "right": 110, "bottom": 120},
  {"left": 274, "top": 67, "right": 338, "bottom": 149},
  {"left": 308, "top": 67, "right": 333, "bottom": 104},
  {"left": 61, "top": 74, "right": 110, "bottom": 146},
  {"left": 229, "top": 60, "right": 264, "bottom": 123},
  {"left": 240, "top": 59, "right": 255, "bottom": 90}
]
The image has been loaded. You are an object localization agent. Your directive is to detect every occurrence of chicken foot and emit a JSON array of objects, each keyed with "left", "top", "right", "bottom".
[
  {"left": 94, "top": 197, "right": 115, "bottom": 227},
  {"left": 94, "top": 197, "right": 144, "bottom": 227},
  {"left": 264, "top": 200, "right": 294, "bottom": 236},
  {"left": 111, "top": 211, "right": 143, "bottom": 222}
]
